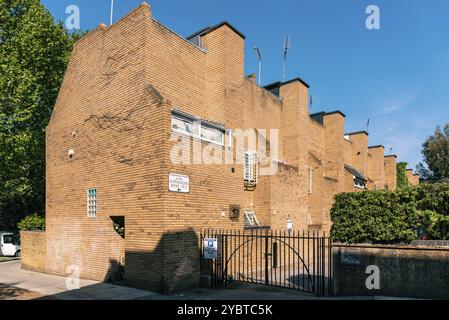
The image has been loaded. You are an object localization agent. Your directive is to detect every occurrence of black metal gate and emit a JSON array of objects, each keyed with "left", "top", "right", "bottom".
[{"left": 200, "top": 229, "right": 332, "bottom": 296}]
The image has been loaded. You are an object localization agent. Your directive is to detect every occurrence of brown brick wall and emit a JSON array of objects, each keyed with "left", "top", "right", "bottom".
[
  {"left": 21, "top": 231, "right": 46, "bottom": 273},
  {"left": 307, "top": 119, "right": 326, "bottom": 229},
  {"left": 47, "top": 4, "right": 152, "bottom": 286},
  {"left": 343, "top": 139, "right": 353, "bottom": 165},
  {"left": 321, "top": 113, "right": 346, "bottom": 231},
  {"left": 347, "top": 133, "right": 369, "bottom": 177},
  {"left": 406, "top": 170, "right": 420, "bottom": 186},
  {"left": 367, "top": 146, "right": 385, "bottom": 190},
  {"left": 384, "top": 156, "right": 397, "bottom": 190},
  {"left": 334, "top": 243, "right": 449, "bottom": 299},
  {"left": 344, "top": 170, "right": 356, "bottom": 192}
]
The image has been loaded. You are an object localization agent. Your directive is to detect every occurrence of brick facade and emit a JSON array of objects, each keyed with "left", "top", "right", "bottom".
[
  {"left": 406, "top": 169, "right": 420, "bottom": 186},
  {"left": 34, "top": 3, "right": 417, "bottom": 292},
  {"left": 20, "top": 231, "right": 47, "bottom": 273}
]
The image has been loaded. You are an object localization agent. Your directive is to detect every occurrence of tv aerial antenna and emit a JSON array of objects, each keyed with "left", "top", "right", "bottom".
[
  {"left": 282, "top": 35, "right": 290, "bottom": 82},
  {"left": 253, "top": 47, "right": 262, "bottom": 85},
  {"left": 110, "top": 0, "right": 114, "bottom": 25}
]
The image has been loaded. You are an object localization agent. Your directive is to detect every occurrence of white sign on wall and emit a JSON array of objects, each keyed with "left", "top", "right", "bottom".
[
  {"left": 169, "top": 173, "right": 190, "bottom": 193},
  {"left": 204, "top": 238, "right": 218, "bottom": 260}
]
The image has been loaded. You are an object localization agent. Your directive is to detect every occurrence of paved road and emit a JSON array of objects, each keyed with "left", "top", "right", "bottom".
[
  {"left": 0, "top": 260, "right": 415, "bottom": 300},
  {"left": 0, "top": 261, "right": 324, "bottom": 300},
  {"left": 0, "top": 260, "right": 159, "bottom": 300}
]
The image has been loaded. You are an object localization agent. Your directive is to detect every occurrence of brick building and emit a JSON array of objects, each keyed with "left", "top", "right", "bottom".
[
  {"left": 406, "top": 169, "right": 421, "bottom": 186},
  {"left": 30, "top": 3, "right": 416, "bottom": 292}
]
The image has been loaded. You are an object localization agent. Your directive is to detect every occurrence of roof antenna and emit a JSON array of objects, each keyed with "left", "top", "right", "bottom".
[
  {"left": 110, "top": 0, "right": 114, "bottom": 25},
  {"left": 309, "top": 95, "right": 313, "bottom": 114},
  {"left": 366, "top": 118, "right": 370, "bottom": 133},
  {"left": 389, "top": 147, "right": 393, "bottom": 155},
  {"left": 253, "top": 47, "right": 262, "bottom": 85},
  {"left": 282, "top": 36, "right": 290, "bottom": 82}
]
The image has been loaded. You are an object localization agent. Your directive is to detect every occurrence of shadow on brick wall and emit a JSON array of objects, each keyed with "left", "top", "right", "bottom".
[
  {"left": 33, "top": 228, "right": 201, "bottom": 299},
  {"left": 125, "top": 228, "right": 201, "bottom": 294},
  {"left": 104, "top": 259, "right": 124, "bottom": 283}
]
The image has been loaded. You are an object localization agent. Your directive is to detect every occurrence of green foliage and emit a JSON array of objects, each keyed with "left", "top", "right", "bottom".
[
  {"left": 17, "top": 213, "right": 45, "bottom": 231},
  {"left": 417, "top": 124, "right": 449, "bottom": 183},
  {"left": 331, "top": 183, "right": 449, "bottom": 244},
  {"left": 113, "top": 222, "right": 125, "bottom": 238},
  {"left": 0, "top": 0, "right": 80, "bottom": 230},
  {"left": 396, "top": 162, "right": 409, "bottom": 189}
]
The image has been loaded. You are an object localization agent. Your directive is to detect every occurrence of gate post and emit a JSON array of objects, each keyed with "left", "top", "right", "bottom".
[
  {"left": 220, "top": 233, "right": 225, "bottom": 288},
  {"left": 264, "top": 231, "right": 269, "bottom": 286}
]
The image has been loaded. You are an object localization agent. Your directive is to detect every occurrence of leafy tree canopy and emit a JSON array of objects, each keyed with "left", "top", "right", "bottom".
[
  {"left": 0, "top": 0, "right": 81, "bottom": 230},
  {"left": 417, "top": 124, "right": 449, "bottom": 183}
]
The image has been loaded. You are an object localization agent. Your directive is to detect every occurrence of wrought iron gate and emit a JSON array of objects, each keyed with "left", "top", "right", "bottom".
[{"left": 200, "top": 229, "right": 332, "bottom": 296}]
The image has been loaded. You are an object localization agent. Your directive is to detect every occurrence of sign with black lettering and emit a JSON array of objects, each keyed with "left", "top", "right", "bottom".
[{"left": 169, "top": 173, "right": 189, "bottom": 193}]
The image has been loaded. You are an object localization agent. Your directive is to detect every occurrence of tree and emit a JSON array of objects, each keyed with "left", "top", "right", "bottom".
[
  {"left": 417, "top": 124, "right": 449, "bottom": 183},
  {"left": 396, "top": 162, "right": 409, "bottom": 189},
  {"left": 0, "top": 0, "right": 80, "bottom": 230}
]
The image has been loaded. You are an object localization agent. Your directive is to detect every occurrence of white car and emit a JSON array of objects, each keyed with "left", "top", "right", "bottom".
[{"left": 0, "top": 232, "right": 21, "bottom": 257}]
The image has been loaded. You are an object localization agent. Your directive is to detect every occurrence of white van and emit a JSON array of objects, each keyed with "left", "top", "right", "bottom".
[{"left": 0, "top": 232, "right": 21, "bottom": 257}]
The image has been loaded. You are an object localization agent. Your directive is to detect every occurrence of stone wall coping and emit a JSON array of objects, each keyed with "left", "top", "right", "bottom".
[
  {"left": 20, "top": 230, "right": 46, "bottom": 234},
  {"left": 333, "top": 242, "right": 449, "bottom": 252}
]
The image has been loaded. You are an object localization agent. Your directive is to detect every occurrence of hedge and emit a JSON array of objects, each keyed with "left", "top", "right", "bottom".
[
  {"left": 18, "top": 214, "right": 46, "bottom": 231},
  {"left": 330, "top": 183, "right": 449, "bottom": 244}
]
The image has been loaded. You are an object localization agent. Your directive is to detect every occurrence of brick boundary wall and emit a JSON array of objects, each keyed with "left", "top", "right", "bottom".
[
  {"left": 20, "top": 231, "right": 47, "bottom": 273},
  {"left": 333, "top": 243, "right": 449, "bottom": 299}
]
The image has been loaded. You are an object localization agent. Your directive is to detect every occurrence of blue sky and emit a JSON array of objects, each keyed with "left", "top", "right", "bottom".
[{"left": 41, "top": 0, "right": 449, "bottom": 169}]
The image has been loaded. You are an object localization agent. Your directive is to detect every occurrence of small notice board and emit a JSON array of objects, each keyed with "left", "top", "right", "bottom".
[
  {"left": 169, "top": 173, "right": 189, "bottom": 193},
  {"left": 203, "top": 238, "right": 218, "bottom": 260}
]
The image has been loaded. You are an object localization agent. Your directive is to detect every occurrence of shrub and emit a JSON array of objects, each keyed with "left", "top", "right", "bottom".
[
  {"left": 18, "top": 214, "right": 46, "bottom": 231},
  {"left": 331, "top": 183, "right": 449, "bottom": 244}
]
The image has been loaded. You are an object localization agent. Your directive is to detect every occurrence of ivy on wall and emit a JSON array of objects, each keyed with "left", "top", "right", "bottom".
[{"left": 397, "top": 162, "right": 409, "bottom": 189}]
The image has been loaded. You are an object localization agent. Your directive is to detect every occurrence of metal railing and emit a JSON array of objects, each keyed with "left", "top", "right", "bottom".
[{"left": 200, "top": 229, "right": 333, "bottom": 296}]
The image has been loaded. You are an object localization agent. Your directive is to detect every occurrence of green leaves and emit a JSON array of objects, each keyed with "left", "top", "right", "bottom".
[
  {"left": 18, "top": 213, "right": 45, "bottom": 231},
  {"left": 0, "top": 0, "right": 79, "bottom": 230},
  {"left": 417, "top": 124, "right": 449, "bottom": 182},
  {"left": 331, "top": 183, "right": 449, "bottom": 244},
  {"left": 397, "top": 162, "right": 409, "bottom": 189}
]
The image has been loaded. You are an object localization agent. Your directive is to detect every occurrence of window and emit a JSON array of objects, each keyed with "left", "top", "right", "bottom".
[
  {"left": 354, "top": 178, "right": 366, "bottom": 189},
  {"left": 244, "top": 152, "right": 258, "bottom": 184},
  {"left": 87, "top": 188, "right": 97, "bottom": 217},
  {"left": 201, "top": 124, "right": 224, "bottom": 145},
  {"left": 171, "top": 114, "right": 199, "bottom": 137},
  {"left": 3, "top": 235, "right": 13, "bottom": 244},
  {"left": 171, "top": 111, "right": 225, "bottom": 146},
  {"left": 244, "top": 211, "right": 260, "bottom": 226}
]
